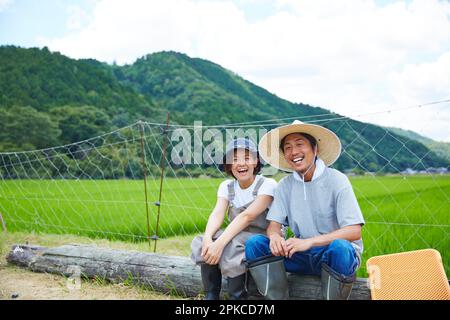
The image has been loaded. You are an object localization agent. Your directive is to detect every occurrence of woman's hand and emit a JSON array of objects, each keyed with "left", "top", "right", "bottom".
[
  {"left": 203, "top": 240, "right": 225, "bottom": 265},
  {"left": 201, "top": 236, "right": 213, "bottom": 258},
  {"left": 285, "top": 238, "right": 313, "bottom": 258}
]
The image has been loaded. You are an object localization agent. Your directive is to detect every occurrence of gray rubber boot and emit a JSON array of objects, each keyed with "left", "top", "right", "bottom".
[
  {"left": 227, "top": 273, "right": 248, "bottom": 300},
  {"left": 321, "top": 263, "right": 356, "bottom": 300},
  {"left": 200, "top": 263, "right": 222, "bottom": 300},
  {"left": 247, "top": 255, "right": 289, "bottom": 300},
  {"left": 246, "top": 271, "right": 263, "bottom": 299}
]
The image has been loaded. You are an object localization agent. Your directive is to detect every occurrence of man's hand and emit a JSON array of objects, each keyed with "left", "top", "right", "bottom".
[
  {"left": 285, "top": 238, "right": 313, "bottom": 258},
  {"left": 202, "top": 239, "right": 225, "bottom": 265},
  {"left": 269, "top": 233, "right": 288, "bottom": 257}
]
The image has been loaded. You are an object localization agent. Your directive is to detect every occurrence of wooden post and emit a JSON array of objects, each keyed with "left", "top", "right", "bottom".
[
  {"left": 139, "top": 121, "right": 152, "bottom": 249},
  {"left": 153, "top": 112, "right": 170, "bottom": 253},
  {"left": 0, "top": 211, "right": 6, "bottom": 232}
]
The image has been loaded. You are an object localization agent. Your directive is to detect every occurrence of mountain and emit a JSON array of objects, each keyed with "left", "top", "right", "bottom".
[
  {"left": 0, "top": 46, "right": 164, "bottom": 150},
  {"left": 0, "top": 46, "right": 163, "bottom": 119},
  {"left": 387, "top": 127, "right": 450, "bottom": 162},
  {"left": 117, "top": 51, "right": 327, "bottom": 124},
  {"left": 0, "top": 45, "right": 448, "bottom": 173}
]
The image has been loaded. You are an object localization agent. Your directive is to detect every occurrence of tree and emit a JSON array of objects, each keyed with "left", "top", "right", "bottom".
[
  {"left": 0, "top": 106, "right": 61, "bottom": 150},
  {"left": 50, "top": 105, "right": 112, "bottom": 144}
]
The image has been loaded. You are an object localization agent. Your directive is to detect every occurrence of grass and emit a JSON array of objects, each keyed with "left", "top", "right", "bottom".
[
  {"left": 0, "top": 174, "right": 449, "bottom": 277},
  {"left": 0, "top": 178, "right": 219, "bottom": 240}
]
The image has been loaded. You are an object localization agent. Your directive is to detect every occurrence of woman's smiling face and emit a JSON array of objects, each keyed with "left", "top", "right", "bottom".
[{"left": 230, "top": 149, "right": 257, "bottom": 182}]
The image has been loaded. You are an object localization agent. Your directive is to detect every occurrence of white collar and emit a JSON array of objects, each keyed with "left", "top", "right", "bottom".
[{"left": 293, "top": 158, "right": 326, "bottom": 182}]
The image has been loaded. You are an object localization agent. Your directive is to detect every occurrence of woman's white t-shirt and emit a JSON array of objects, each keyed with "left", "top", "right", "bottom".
[{"left": 217, "top": 175, "right": 278, "bottom": 208}]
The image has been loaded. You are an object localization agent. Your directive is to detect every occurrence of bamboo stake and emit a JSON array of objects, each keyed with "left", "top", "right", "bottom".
[
  {"left": 139, "top": 121, "right": 152, "bottom": 248},
  {"left": 0, "top": 211, "right": 7, "bottom": 232},
  {"left": 153, "top": 112, "right": 170, "bottom": 253}
]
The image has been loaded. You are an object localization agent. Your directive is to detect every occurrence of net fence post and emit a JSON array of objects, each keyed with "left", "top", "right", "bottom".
[
  {"left": 153, "top": 112, "right": 170, "bottom": 253},
  {"left": 139, "top": 120, "right": 152, "bottom": 249},
  {"left": 0, "top": 211, "right": 7, "bottom": 233}
]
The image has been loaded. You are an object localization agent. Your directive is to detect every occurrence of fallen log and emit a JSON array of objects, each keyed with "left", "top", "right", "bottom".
[{"left": 6, "top": 244, "right": 371, "bottom": 300}]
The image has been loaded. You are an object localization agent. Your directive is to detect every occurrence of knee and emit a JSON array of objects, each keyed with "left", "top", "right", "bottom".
[
  {"left": 246, "top": 234, "right": 267, "bottom": 247},
  {"left": 327, "top": 239, "right": 354, "bottom": 258},
  {"left": 245, "top": 234, "right": 269, "bottom": 260},
  {"left": 324, "top": 239, "right": 358, "bottom": 276},
  {"left": 327, "top": 239, "right": 355, "bottom": 261}
]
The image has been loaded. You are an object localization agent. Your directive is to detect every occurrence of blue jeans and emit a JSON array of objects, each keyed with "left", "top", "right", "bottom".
[{"left": 245, "top": 235, "right": 359, "bottom": 277}]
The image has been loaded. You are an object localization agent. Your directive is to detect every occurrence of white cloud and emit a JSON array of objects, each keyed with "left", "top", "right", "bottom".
[
  {"left": 388, "top": 52, "right": 450, "bottom": 104},
  {"left": 38, "top": 0, "right": 450, "bottom": 141},
  {"left": 66, "top": 5, "right": 92, "bottom": 31},
  {"left": 379, "top": 51, "right": 450, "bottom": 141},
  {"left": 40, "top": 0, "right": 247, "bottom": 64}
]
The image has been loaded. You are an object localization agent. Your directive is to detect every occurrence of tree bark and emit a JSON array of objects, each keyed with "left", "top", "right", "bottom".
[{"left": 6, "top": 244, "right": 371, "bottom": 300}]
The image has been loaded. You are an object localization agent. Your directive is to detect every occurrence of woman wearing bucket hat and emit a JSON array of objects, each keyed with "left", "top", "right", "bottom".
[
  {"left": 190, "top": 138, "right": 277, "bottom": 300},
  {"left": 245, "top": 120, "right": 365, "bottom": 300}
]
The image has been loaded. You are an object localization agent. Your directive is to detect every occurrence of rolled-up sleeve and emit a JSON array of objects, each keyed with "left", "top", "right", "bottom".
[
  {"left": 336, "top": 185, "right": 365, "bottom": 228},
  {"left": 266, "top": 182, "right": 289, "bottom": 226}
]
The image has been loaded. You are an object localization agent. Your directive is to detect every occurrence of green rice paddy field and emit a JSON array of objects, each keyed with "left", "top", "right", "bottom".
[{"left": 0, "top": 175, "right": 449, "bottom": 277}]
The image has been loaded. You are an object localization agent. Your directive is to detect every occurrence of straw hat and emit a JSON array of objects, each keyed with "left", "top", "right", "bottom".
[{"left": 258, "top": 120, "right": 342, "bottom": 172}]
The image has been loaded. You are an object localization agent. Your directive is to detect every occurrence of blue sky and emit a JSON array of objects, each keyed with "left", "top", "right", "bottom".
[
  {"left": 0, "top": 0, "right": 93, "bottom": 45},
  {"left": 1, "top": 0, "right": 449, "bottom": 141}
]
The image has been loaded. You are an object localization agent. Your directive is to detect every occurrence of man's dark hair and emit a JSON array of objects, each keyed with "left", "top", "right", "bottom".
[{"left": 280, "top": 132, "right": 317, "bottom": 153}]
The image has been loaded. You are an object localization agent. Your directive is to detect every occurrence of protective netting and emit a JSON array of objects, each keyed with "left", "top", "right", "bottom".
[{"left": 0, "top": 107, "right": 448, "bottom": 276}]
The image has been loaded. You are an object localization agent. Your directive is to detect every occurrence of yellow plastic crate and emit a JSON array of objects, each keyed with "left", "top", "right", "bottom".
[{"left": 367, "top": 249, "right": 450, "bottom": 300}]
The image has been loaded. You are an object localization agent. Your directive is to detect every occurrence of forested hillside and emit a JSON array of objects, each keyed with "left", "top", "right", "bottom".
[{"left": 0, "top": 46, "right": 447, "bottom": 173}]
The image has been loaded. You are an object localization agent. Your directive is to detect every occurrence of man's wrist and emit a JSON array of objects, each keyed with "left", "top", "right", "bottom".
[
  {"left": 268, "top": 233, "right": 282, "bottom": 240},
  {"left": 307, "top": 236, "right": 320, "bottom": 247}
]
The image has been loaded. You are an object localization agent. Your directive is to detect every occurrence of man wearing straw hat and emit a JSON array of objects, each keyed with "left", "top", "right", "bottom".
[{"left": 245, "top": 120, "right": 365, "bottom": 300}]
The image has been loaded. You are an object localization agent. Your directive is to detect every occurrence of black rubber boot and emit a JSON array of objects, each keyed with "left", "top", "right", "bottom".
[
  {"left": 200, "top": 263, "right": 222, "bottom": 300},
  {"left": 246, "top": 255, "right": 289, "bottom": 300},
  {"left": 321, "top": 263, "right": 356, "bottom": 300},
  {"left": 227, "top": 273, "right": 248, "bottom": 300}
]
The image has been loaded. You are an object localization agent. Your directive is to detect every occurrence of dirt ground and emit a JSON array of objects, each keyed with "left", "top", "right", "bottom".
[{"left": 0, "top": 231, "right": 196, "bottom": 300}]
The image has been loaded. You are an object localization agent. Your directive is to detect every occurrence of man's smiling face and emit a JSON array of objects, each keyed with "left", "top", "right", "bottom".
[{"left": 281, "top": 133, "right": 317, "bottom": 174}]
